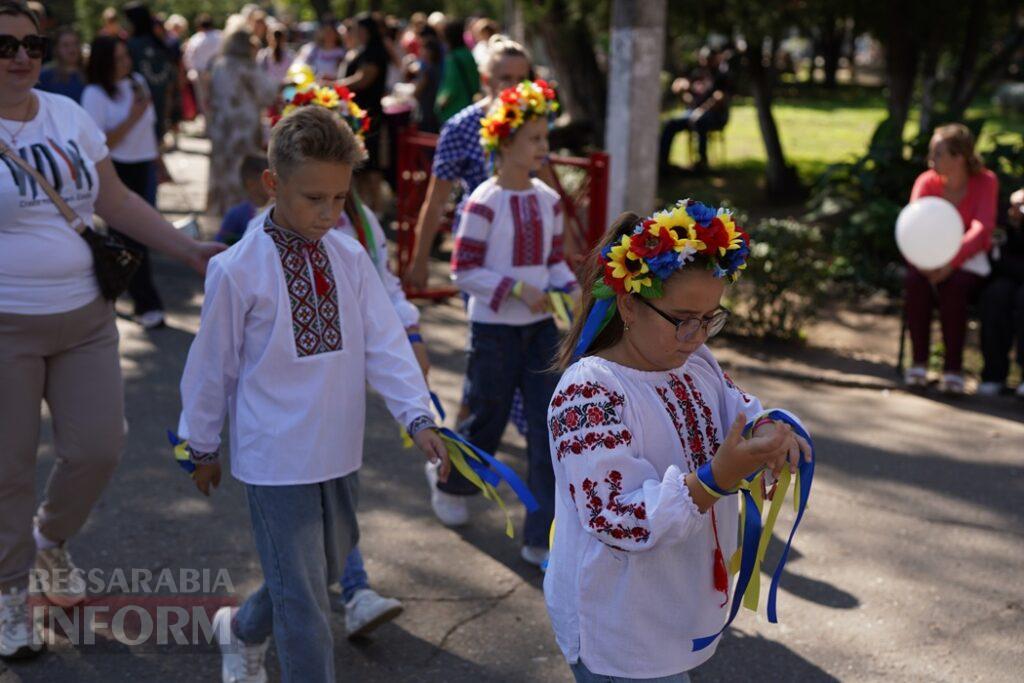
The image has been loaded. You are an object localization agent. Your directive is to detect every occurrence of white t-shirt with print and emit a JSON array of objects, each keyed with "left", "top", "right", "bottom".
[
  {"left": 80, "top": 74, "right": 158, "bottom": 164},
  {"left": 0, "top": 90, "right": 108, "bottom": 315}
]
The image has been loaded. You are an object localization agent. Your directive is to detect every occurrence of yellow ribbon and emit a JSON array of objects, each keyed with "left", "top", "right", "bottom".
[{"left": 548, "top": 291, "right": 575, "bottom": 328}]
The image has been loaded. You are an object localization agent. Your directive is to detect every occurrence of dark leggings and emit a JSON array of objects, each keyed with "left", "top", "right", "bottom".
[
  {"left": 904, "top": 266, "right": 982, "bottom": 373},
  {"left": 111, "top": 160, "right": 164, "bottom": 316}
]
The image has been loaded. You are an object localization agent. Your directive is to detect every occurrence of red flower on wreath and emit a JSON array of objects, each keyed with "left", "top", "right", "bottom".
[
  {"left": 334, "top": 84, "right": 353, "bottom": 100},
  {"left": 629, "top": 219, "right": 676, "bottom": 258},
  {"left": 695, "top": 217, "right": 731, "bottom": 256}
]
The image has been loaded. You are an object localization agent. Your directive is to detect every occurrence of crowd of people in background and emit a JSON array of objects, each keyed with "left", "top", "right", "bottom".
[{"left": 33, "top": 5, "right": 508, "bottom": 217}]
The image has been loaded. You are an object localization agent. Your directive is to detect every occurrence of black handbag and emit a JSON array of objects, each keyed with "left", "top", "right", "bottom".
[{"left": 0, "top": 139, "right": 141, "bottom": 300}]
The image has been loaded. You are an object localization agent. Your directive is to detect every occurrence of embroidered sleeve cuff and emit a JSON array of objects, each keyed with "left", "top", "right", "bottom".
[
  {"left": 187, "top": 445, "right": 220, "bottom": 465},
  {"left": 490, "top": 277, "right": 516, "bottom": 312},
  {"left": 407, "top": 415, "right": 436, "bottom": 436}
]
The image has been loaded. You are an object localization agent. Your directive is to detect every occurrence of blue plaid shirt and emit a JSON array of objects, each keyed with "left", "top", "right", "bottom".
[{"left": 431, "top": 101, "right": 488, "bottom": 216}]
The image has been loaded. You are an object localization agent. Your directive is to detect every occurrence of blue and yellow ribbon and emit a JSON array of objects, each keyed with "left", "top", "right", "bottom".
[
  {"left": 167, "top": 430, "right": 196, "bottom": 476},
  {"left": 691, "top": 410, "right": 815, "bottom": 651},
  {"left": 402, "top": 392, "right": 539, "bottom": 538}
]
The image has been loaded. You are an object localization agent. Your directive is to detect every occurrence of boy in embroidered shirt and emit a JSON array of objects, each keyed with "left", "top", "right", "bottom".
[
  {"left": 544, "top": 204, "right": 813, "bottom": 681},
  {"left": 177, "top": 106, "right": 450, "bottom": 683},
  {"left": 438, "top": 80, "right": 578, "bottom": 567}
]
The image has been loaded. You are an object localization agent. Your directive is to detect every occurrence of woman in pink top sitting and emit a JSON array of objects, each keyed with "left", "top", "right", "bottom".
[{"left": 905, "top": 123, "right": 998, "bottom": 394}]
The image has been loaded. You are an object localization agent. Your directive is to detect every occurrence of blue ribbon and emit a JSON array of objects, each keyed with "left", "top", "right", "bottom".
[
  {"left": 572, "top": 297, "right": 614, "bottom": 360},
  {"left": 429, "top": 391, "right": 446, "bottom": 422},
  {"left": 166, "top": 430, "right": 196, "bottom": 475},
  {"left": 692, "top": 409, "right": 815, "bottom": 651},
  {"left": 438, "top": 427, "right": 540, "bottom": 512}
]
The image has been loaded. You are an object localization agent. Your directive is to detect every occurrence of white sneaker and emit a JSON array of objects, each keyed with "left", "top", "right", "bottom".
[
  {"left": 904, "top": 366, "right": 928, "bottom": 388},
  {"left": 0, "top": 587, "right": 45, "bottom": 660},
  {"left": 212, "top": 606, "right": 268, "bottom": 683},
  {"left": 344, "top": 588, "right": 403, "bottom": 639},
  {"left": 939, "top": 373, "right": 965, "bottom": 396},
  {"left": 425, "top": 462, "right": 470, "bottom": 527},
  {"left": 34, "top": 544, "right": 86, "bottom": 607},
  {"left": 1016, "top": 382, "right": 1024, "bottom": 399},
  {"left": 520, "top": 545, "right": 549, "bottom": 568},
  {"left": 136, "top": 310, "right": 165, "bottom": 330},
  {"left": 977, "top": 381, "right": 1003, "bottom": 397}
]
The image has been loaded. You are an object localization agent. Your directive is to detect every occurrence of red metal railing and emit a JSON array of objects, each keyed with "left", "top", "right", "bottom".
[{"left": 394, "top": 128, "right": 609, "bottom": 300}]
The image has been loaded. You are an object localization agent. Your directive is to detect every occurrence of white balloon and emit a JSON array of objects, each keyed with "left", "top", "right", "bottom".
[{"left": 895, "top": 196, "right": 964, "bottom": 270}]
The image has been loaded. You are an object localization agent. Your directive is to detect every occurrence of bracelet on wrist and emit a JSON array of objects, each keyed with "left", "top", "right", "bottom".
[
  {"left": 408, "top": 333, "right": 424, "bottom": 344},
  {"left": 750, "top": 416, "right": 774, "bottom": 435},
  {"left": 696, "top": 462, "right": 737, "bottom": 497}
]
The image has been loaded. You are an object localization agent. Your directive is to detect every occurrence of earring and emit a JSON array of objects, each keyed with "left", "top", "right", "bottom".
[{"left": 624, "top": 323, "right": 630, "bottom": 332}]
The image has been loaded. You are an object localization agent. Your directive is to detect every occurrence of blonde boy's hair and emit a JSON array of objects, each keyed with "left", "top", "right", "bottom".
[{"left": 268, "top": 107, "right": 366, "bottom": 178}]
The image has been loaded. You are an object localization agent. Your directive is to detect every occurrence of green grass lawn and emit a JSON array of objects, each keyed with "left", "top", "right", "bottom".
[{"left": 660, "top": 84, "right": 1024, "bottom": 217}]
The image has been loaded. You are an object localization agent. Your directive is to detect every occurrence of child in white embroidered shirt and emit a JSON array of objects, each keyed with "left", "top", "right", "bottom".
[
  {"left": 440, "top": 81, "right": 578, "bottom": 565},
  {"left": 177, "top": 107, "right": 449, "bottom": 683},
  {"left": 544, "top": 206, "right": 813, "bottom": 681}
]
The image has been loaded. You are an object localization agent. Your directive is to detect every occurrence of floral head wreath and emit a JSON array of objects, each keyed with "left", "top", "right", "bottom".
[
  {"left": 272, "top": 64, "right": 370, "bottom": 140},
  {"left": 573, "top": 199, "right": 751, "bottom": 359},
  {"left": 480, "top": 79, "right": 559, "bottom": 153}
]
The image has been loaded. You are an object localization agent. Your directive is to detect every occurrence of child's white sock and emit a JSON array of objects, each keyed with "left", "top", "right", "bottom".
[{"left": 33, "top": 525, "right": 59, "bottom": 550}]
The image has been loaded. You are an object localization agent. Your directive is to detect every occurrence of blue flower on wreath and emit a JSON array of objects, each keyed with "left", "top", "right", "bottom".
[
  {"left": 684, "top": 200, "right": 718, "bottom": 227},
  {"left": 715, "top": 238, "right": 750, "bottom": 279},
  {"left": 647, "top": 250, "right": 682, "bottom": 280}
]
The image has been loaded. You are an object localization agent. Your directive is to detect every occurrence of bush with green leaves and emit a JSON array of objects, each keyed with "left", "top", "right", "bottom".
[{"left": 730, "top": 217, "right": 833, "bottom": 340}]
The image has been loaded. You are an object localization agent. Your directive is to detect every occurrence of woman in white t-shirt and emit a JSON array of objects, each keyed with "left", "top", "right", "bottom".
[
  {"left": 0, "top": 1, "right": 224, "bottom": 661},
  {"left": 81, "top": 34, "right": 166, "bottom": 328}
]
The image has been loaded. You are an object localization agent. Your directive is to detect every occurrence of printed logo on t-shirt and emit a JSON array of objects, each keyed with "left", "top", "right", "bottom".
[{"left": 0, "top": 137, "right": 95, "bottom": 206}]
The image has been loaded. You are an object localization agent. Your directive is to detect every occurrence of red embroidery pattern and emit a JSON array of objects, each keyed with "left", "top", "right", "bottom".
[
  {"left": 665, "top": 373, "right": 712, "bottom": 466},
  {"left": 265, "top": 223, "right": 343, "bottom": 357},
  {"left": 581, "top": 471, "right": 650, "bottom": 544},
  {"left": 510, "top": 193, "right": 544, "bottom": 266},
  {"left": 465, "top": 201, "right": 495, "bottom": 223},
  {"left": 554, "top": 427, "right": 633, "bottom": 461},
  {"left": 723, "top": 371, "right": 754, "bottom": 404},
  {"left": 655, "top": 384, "right": 699, "bottom": 471},
  {"left": 551, "top": 382, "right": 625, "bottom": 409},
  {"left": 490, "top": 276, "right": 515, "bottom": 311},
  {"left": 550, "top": 382, "right": 631, "bottom": 460},
  {"left": 452, "top": 237, "right": 487, "bottom": 272},
  {"left": 685, "top": 373, "right": 721, "bottom": 453},
  {"left": 547, "top": 234, "right": 564, "bottom": 265}
]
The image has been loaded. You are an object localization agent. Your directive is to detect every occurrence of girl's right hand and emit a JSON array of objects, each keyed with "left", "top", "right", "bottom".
[{"left": 710, "top": 413, "right": 790, "bottom": 490}]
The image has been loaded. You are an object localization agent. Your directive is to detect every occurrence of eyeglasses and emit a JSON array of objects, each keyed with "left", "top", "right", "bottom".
[
  {"left": 637, "top": 298, "right": 730, "bottom": 342},
  {"left": 0, "top": 34, "right": 48, "bottom": 60}
]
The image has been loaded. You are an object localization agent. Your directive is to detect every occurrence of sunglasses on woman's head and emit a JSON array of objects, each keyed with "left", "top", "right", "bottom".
[{"left": 0, "top": 34, "right": 48, "bottom": 60}]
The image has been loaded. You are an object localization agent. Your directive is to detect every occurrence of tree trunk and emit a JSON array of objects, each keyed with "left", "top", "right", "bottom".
[
  {"left": 949, "top": 23, "right": 1024, "bottom": 119},
  {"left": 308, "top": 0, "right": 333, "bottom": 22},
  {"left": 918, "top": 47, "right": 940, "bottom": 135},
  {"left": 879, "top": 1, "right": 921, "bottom": 145},
  {"left": 819, "top": 12, "right": 843, "bottom": 89},
  {"left": 745, "top": 35, "right": 802, "bottom": 200},
  {"left": 948, "top": 0, "right": 986, "bottom": 112},
  {"left": 531, "top": 2, "right": 608, "bottom": 147}
]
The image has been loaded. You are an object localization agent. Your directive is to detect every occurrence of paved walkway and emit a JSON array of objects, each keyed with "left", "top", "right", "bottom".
[{"left": 4, "top": 139, "right": 1022, "bottom": 682}]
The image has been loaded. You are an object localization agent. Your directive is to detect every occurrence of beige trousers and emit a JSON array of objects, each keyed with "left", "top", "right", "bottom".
[{"left": 0, "top": 297, "right": 124, "bottom": 591}]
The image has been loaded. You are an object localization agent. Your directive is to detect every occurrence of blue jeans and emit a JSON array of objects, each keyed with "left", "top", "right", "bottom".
[
  {"left": 437, "top": 319, "right": 561, "bottom": 548},
  {"left": 658, "top": 108, "right": 728, "bottom": 167},
  {"left": 571, "top": 660, "right": 692, "bottom": 683},
  {"left": 232, "top": 474, "right": 360, "bottom": 683},
  {"left": 340, "top": 546, "right": 369, "bottom": 603}
]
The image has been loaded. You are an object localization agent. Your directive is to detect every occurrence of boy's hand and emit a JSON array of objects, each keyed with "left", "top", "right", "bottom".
[
  {"left": 413, "top": 428, "right": 450, "bottom": 482},
  {"left": 193, "top": 462, "right": 221, "bottom": 496},
  {"left": 518, "top": 283, "right": 549, "bottom": 313}
]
